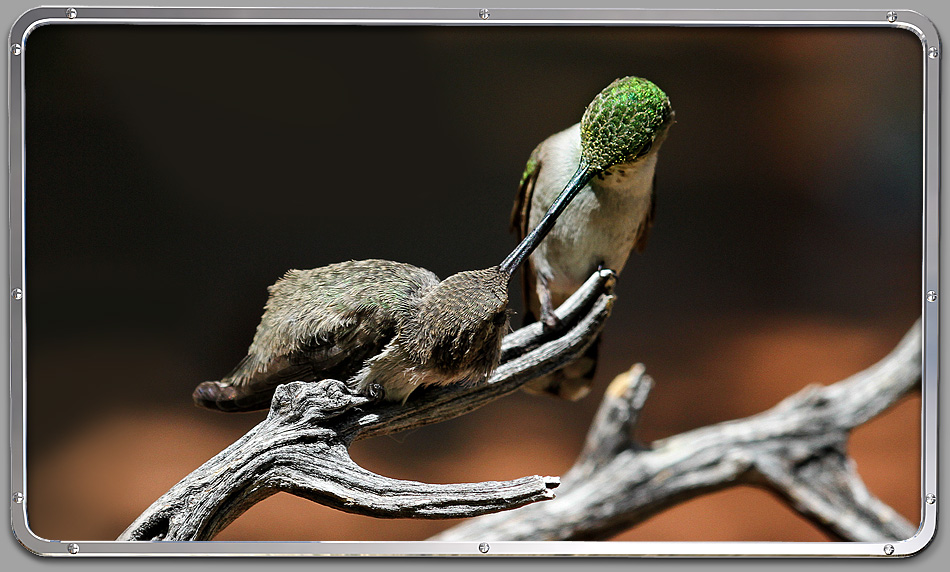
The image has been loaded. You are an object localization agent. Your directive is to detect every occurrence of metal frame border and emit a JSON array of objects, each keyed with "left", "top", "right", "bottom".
[{"left": 6, "top": 6, "right": 940, "bottom": 558}]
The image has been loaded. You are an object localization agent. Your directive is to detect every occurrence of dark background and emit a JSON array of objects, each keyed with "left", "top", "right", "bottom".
[{"left": 23, "top": 24, "right": 922, "bottom": 541}]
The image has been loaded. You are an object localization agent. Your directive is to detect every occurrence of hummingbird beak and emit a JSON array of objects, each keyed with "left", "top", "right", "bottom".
[{"left": 499, "top": 162, "right": 597, "bottom": 276}]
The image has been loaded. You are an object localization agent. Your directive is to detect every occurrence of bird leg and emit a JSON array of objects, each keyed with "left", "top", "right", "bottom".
[{"left": 536, "top": 278, "right": 564, "bottom": 331}]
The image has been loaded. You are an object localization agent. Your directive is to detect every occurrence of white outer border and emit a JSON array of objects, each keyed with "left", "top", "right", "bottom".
[{"left": 6, "top": 6, "right": 940, "bottom": 558}]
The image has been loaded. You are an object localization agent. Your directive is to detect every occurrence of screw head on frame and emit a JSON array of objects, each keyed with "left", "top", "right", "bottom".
[
  {"left": 11, "top": 43, "right": 21, "bottom": 56},
  {"left": 66, "top": 8, "right": 78, "bottom": 19},
  {"left": 886, "top": 11, "right": 898, "bottom": 23},
  {"left": 67, "top": 543, "right": 80, "bottom": 554},
  {"left": 883, "top": 544, "right": 895, "bottom": 555},
  {"left": 479, "top": 9, "right": 490, "bottom": 20},
  {"left": 478, "top": 542, "right": 490, "bottom": 553}
]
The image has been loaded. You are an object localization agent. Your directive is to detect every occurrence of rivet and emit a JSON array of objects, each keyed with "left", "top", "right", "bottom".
[
  {"left": 926, "top": 290, "right": 937, "bottom": 302},
  {"left": 12, "top": 492, "right": 24, "bottom": 504},
  {"left": 929, "top": 47, "right": 939, "bottom": 59},
  {"left": 926, "top": 493, "right": 936, "bottom": 504},
  {"left": 66, "top": 8, "right": 78, "bottom": 19},
  {"left": 886, "top": 11, "right": 898, "bottom": 23},
  {"left": 478, "top": 542, "right": 490, "bottom": 553},
  {"left": 479, "top": 9, "right": 490, "bottom": 20},
  {"left": 11, "top": 44, "right": 21, "bottom": 56},
  {"left": 11, "top": 288, "right": 23, "bottom": 300},
  {"left": 883, "top": 544, "right": 895, "bottom": 555},
  {"left": 67, "top": 543, "right": 80, "bottom": 554}
]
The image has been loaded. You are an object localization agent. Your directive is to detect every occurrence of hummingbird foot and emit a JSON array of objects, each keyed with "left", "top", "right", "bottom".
[
  {"left": 541, "top": 311, "right": 564, "bottom": 332},
  {"left": 537, "top": 281, "right": 565, "bottom": 332},
  {"left": 366, "top": 383, "right": 386, "bottom": 401}
]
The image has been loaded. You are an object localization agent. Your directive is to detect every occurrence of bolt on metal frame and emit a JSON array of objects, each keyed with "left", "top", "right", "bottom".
[{"left": 7, "top": 6, "right": 940, "bottom": 558}]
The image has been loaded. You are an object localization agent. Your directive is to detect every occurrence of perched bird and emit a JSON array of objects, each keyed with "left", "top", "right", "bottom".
[
  {"left": 194, "top": 261, "right": 513, "bottom": 409},
  {"left": 511, "top": 76, "right": 673, "bottom": 401}
]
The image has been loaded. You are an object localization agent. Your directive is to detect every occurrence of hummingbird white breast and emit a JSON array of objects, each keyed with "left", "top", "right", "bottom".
[{"left": 527, "top": 123, "right": 658, "bottom": 307}]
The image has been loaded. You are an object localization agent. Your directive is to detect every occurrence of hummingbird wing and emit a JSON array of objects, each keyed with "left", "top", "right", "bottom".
[
  {"left": 195, "top": 260, "right": 439, "bottom": 411},
  {"left": 633, "top": 172, "right": 657, "bottom": 253},
  {"left": 510, "top": 142, "right": 542, "bottom": 236},
  {"left": 510, "top": 143, "right": 543, "bottom": 324}
]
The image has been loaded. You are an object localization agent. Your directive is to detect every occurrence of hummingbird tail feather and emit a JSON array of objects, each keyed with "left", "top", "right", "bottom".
[
  {"left": 192, "top": 380, "right": 274, "bottom": 412},
  {"left": 522, "top": 333, "right": 601, "bottom": 401}
]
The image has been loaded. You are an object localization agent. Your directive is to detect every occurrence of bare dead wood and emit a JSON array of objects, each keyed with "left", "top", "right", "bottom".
[
  {"left": 118, "top": 270, "right": 617, "bottom": 541},
  {"left": 433, "top": 320, "right": 921, "bottom": 542}
]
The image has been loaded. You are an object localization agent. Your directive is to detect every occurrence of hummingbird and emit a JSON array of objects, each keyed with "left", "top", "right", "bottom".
[
  {"left": 193, "top": 260, "right": 512, "bottom": 409},
  {"left": 511, "top": 76, "right": 673, "bottom": 401},
  {"left": 191, "top": 115, "right": 609, "bottom": 410}
]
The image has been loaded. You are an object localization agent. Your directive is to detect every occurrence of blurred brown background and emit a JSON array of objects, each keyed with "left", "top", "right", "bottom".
[{"left": 23, "top": 24, "right": 922, "bottom": 542}]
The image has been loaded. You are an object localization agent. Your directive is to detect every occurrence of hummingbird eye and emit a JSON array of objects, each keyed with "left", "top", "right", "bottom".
[
  {"left": 492, "top": 311, "right": 508, "bottom": 326},
  {"left": 634, "top": 139, "right": 653, "bottom": 159}
]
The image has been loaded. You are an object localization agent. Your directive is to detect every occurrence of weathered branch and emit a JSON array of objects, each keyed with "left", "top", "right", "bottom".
[
  {"left": 119, "top": 270, "right": 616, "bottom": 541},
  {"left": 433, "top": 320, "right": 921, "bottom": 542}
]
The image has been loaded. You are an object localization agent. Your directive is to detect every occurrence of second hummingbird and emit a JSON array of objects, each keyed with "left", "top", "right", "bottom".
[{"left": 512, "top": 76, "right": 673, "bottom": 401}]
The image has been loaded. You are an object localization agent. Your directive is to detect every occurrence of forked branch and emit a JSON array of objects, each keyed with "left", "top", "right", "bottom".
[{"left": 433, "top": 321, "right": 921, "bottom": 542}]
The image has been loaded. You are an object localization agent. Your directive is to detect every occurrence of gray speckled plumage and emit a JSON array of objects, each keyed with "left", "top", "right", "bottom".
[{"left": 193, "top": 260, "right": 510, "bottom": 410}]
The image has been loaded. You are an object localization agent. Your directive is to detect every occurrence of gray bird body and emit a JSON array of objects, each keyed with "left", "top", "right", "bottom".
[{"left": 194, "top": 260, "right": 509, "bottom": 409}]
